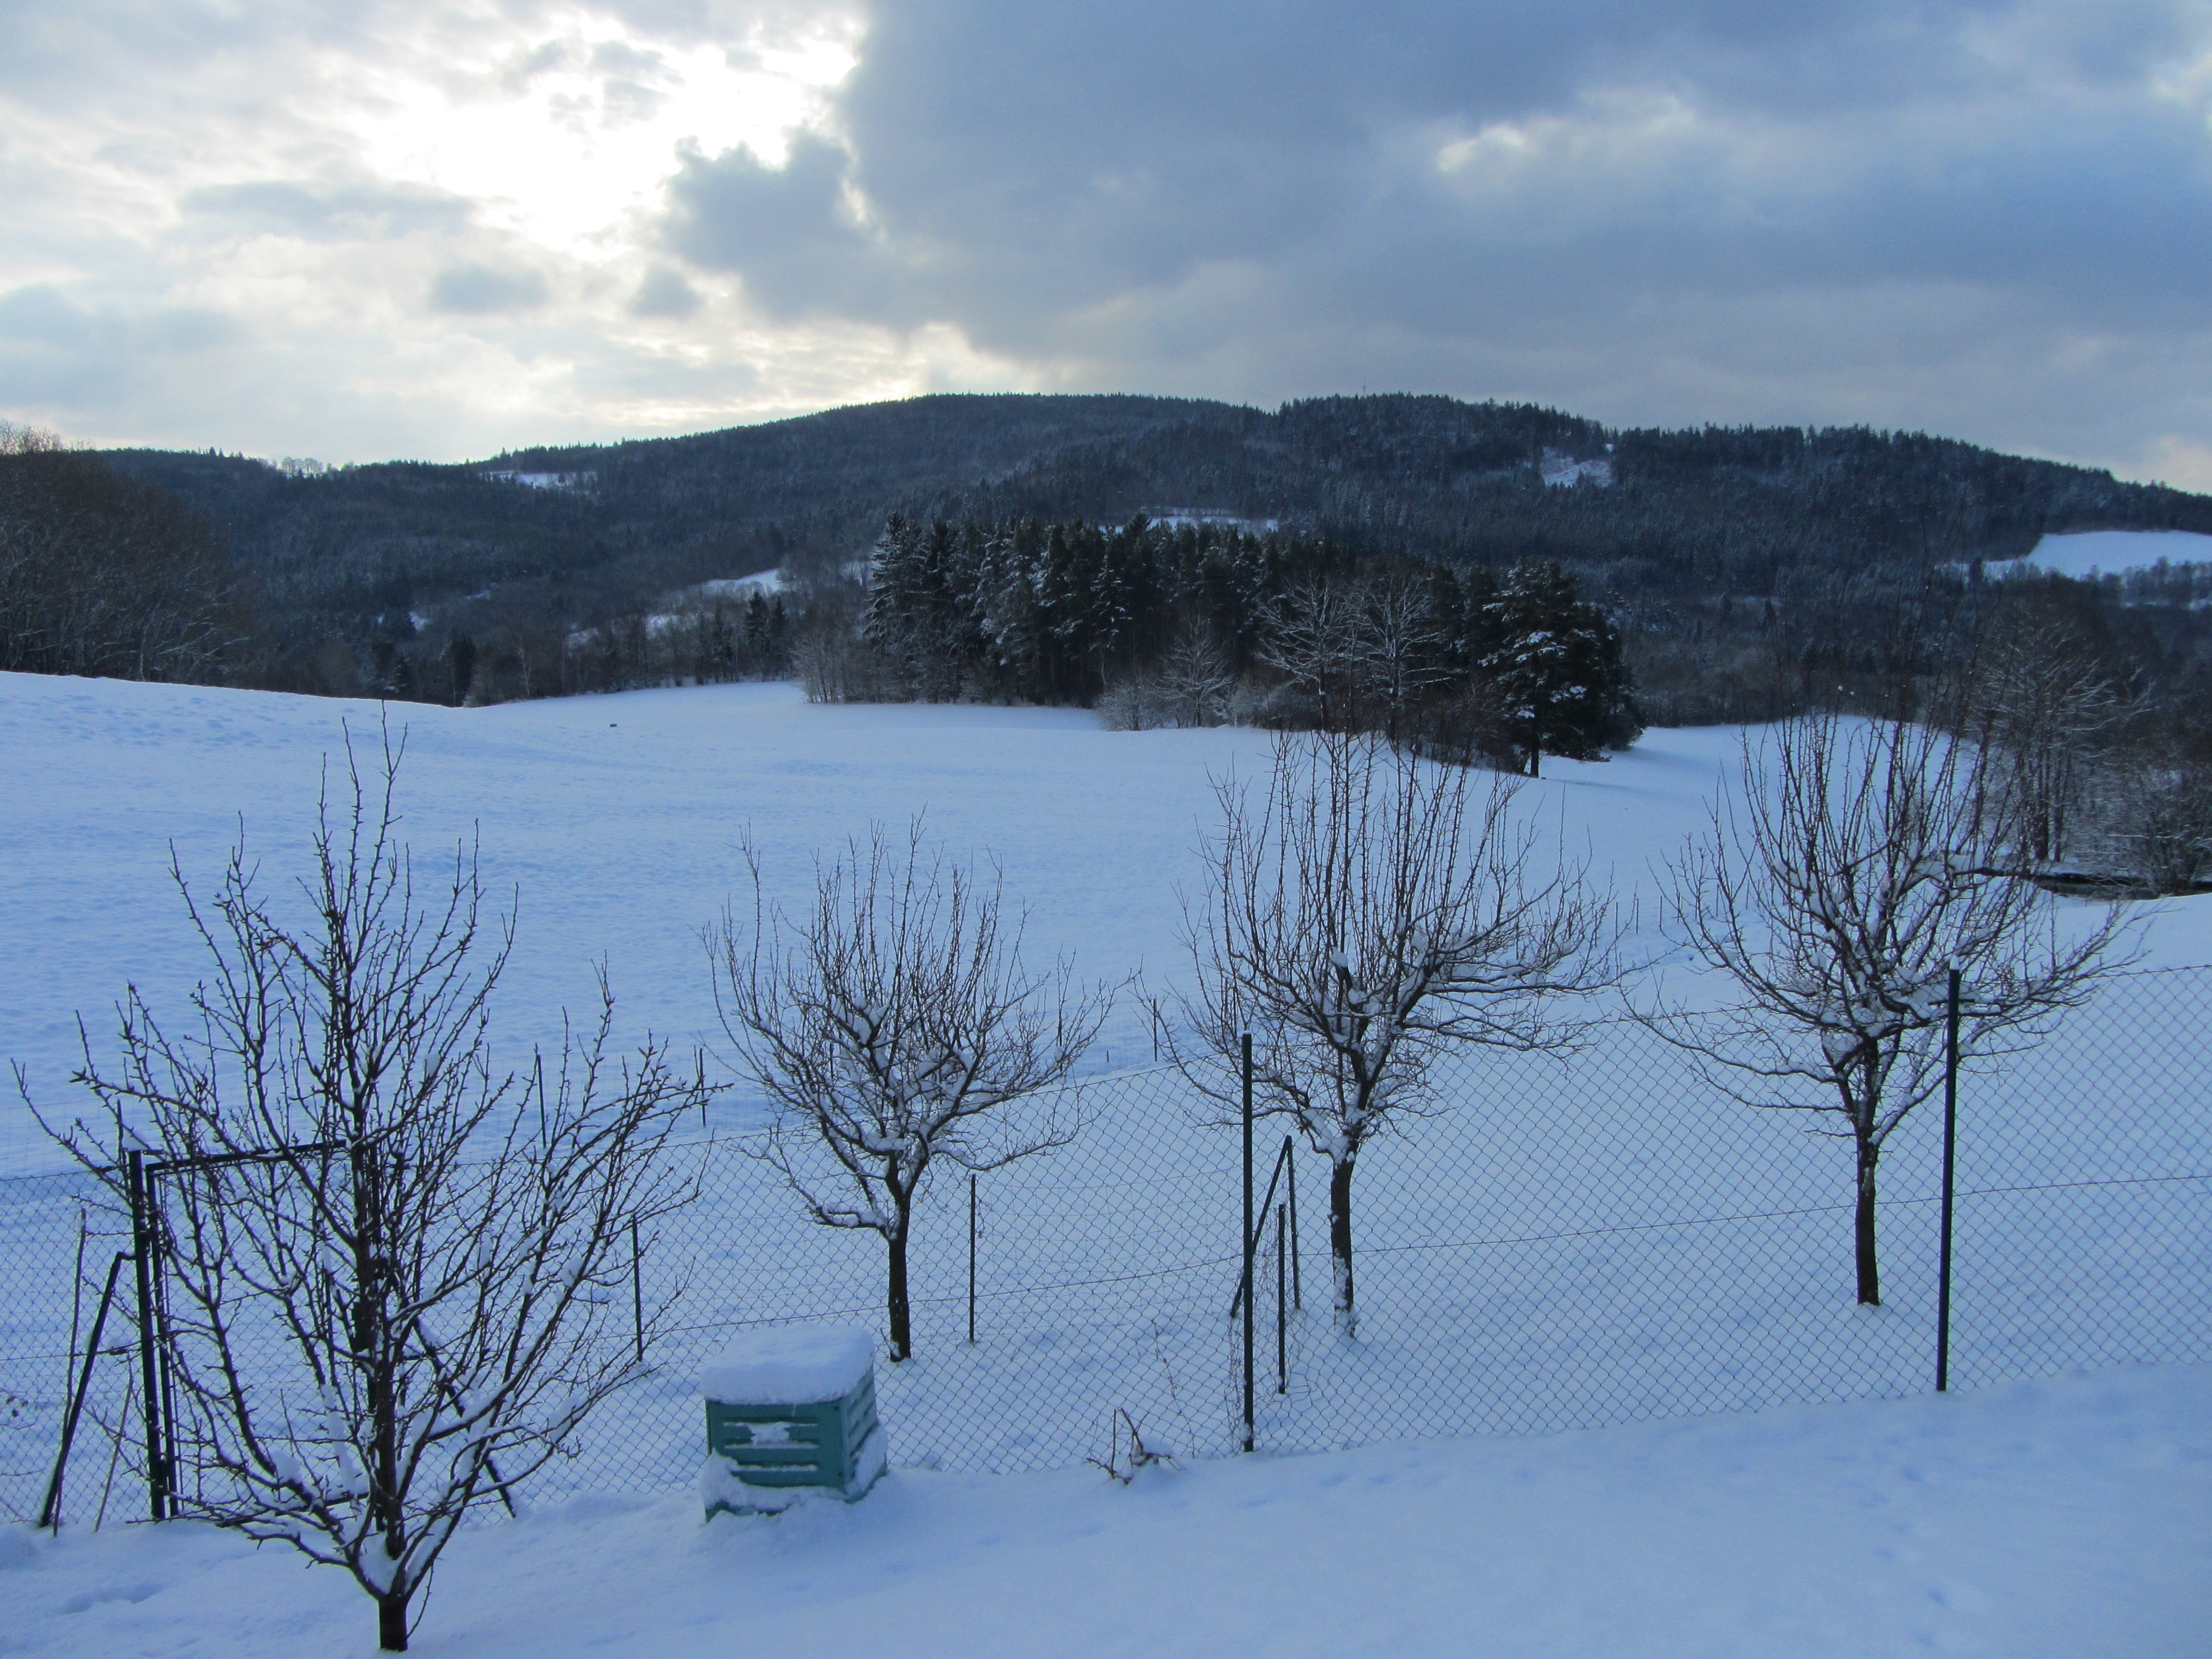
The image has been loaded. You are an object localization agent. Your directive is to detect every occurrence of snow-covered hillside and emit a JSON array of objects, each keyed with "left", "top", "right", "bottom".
[{"left": 7, "top": 672, "right": 2204, "bottom": 1174}]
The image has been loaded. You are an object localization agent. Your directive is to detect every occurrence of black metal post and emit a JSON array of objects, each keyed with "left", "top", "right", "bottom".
[
  {"left": 1284, "top": 1135, "right": 1301, "bottom": 1310},
  {"left": 1936, "top": 966, "right": 1962, "bottom": 1392},
  {"left": 40, "top": 1250, "right": 131, "bottom": 1530},
  {"left": 1275, "top": 1204, "right": 1287, "bottom": 1394},
  {"left": 631, "top": 1217, "right": 645, "bottom": 1365},
  {"left": 1241, "top": 1032, "right": 1255, "bottom": 1452},
  {"left": 126, "top": 1152, "right": 166, "bottom": 1521},
  {"left": 967, "top": 1173, "right": 978, "bottom": 1344}
]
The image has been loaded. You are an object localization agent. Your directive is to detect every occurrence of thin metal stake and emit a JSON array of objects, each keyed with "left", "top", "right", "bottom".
[
  {"left": 1241, "top": 1032, "right": 1254, "bottom": 1453},
  {"left": 967, "top": 1173, "right": 978, "bottom": 1345},
  {"left": 631, "top": 1217, "right": 645, "bottom": 1366},
  {"left": 40, "top": 1250, "right": 131, "bottom": 1530},
  {"left": 1936, "top": 966, "right": 1962, "bottom": 1392},
  {"left": 1285, "top": 1135, "right": 1301, "bottom": 1310},
  {"left": 1275, "top": 1203, "right": 1287, "bottom": 1394}
]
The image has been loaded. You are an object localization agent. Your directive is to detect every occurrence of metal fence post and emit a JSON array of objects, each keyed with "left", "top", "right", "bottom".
[
  {"left": 1936, "top": 966, "right": 1962, "bottom": 1392},
  {"left": 967, "top": 1173, "right": 978, "bottom": 1345},
  {"left": 1241, "top": 1032, "right": 1255, "bottom": 1453},
  {"left": 126, "top": 1151, "right": 166, "bottom": 1521}
]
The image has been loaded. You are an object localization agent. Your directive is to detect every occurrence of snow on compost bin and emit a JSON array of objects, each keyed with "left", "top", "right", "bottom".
[{"left": 700, "top": 1325, "right": 886, "bottom": 1515}]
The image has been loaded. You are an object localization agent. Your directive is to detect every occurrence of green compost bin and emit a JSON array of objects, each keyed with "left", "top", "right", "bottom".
[{"left": 701, "top": 1325, "right": 885, "bottom": 1516}]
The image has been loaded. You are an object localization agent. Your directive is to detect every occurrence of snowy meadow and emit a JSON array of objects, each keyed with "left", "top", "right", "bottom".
[{"left": 2, "top": 667, "right": 2208, "bottom": 1656}]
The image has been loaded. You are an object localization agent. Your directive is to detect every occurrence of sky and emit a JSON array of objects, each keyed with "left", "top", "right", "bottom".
[{"left": 2, "top": 1, "right": 2209, "bottom": 482}]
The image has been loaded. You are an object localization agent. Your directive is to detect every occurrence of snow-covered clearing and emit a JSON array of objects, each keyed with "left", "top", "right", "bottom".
[
  {"left": 2007, "top": 528, "right": 2212, "bottom": 579},
  {"left": 7, "top": 1363, "right": 2208, "bottom": 1658}
]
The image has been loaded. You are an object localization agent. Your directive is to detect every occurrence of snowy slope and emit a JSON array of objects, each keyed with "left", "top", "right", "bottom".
[
  {"left": 4, "top": 1363, "right": 2207, "bottom": 1659},
  {"left": 2009, "top": 528, "right": 2212, "bottom": 578},
  {"left": 7, "top": 672, "right": 2204, "bottom": 1173}
]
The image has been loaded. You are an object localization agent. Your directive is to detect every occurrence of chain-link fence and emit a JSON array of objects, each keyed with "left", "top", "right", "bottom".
[{"left": 5, "top": 965, "right": 2206, "bottom": 1526}]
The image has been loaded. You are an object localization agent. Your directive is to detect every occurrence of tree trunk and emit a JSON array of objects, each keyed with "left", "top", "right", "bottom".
[
  {"left": 1328, "top": 1156, "right": 1357, "bottom": 1338},
  {"left": 378, "top": 1588, "right": 409, "bottom": 1651},
  {"left": 885, "top": 1219, "right": 912, "bottom": 1361},
  {"left": 1854, "top": 1146, "right": 1881, "bottom": 1306}
]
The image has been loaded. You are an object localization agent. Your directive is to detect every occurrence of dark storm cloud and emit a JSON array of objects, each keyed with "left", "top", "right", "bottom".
[
  {"left": 4, "top": 0, "right": 2209, "bottom": 472},
  {"left": 654, "top": 0, "right": 2212, "bottom": 462},
  {"left": 665, "top": 131, "right": 889, "bottom": 320}
]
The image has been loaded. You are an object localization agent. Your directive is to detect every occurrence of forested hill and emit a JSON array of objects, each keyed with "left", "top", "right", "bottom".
[{"left": 66, "top": 392, "right": 2212, "bottom": 708}]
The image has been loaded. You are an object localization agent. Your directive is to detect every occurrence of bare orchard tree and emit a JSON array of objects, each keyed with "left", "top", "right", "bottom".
[
  {"left": 713, "top": 822, "right": 1112, "bottom": 1360},
  {"left": 28, "top": 733, "right": 705, "bottom": 1651},
  {"left": 1161, "top": 731, "right": 1617, "bottom": 1337},
  {"left": 1650, "top": 711, "right": 2133, "bottom": 1306}
]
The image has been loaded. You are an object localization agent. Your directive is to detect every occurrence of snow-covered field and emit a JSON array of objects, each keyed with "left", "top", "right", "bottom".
[
  {"left": 7, "top": 1363, "right": 2208, "bottom": 1658},
  {"left": 2, "top": 669, "right": 2208, "bottom": 1655},
  {"left": 2008, "top": 528, "right": 2212, "bottom": 579},
  {"left": 7, "top": 669, "right": 2204, "bottom": 1176}
]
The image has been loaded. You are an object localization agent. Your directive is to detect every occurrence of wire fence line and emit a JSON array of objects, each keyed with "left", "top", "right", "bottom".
[{"left": 3, "top": 963, "right": 2207, "bottom": 1526}]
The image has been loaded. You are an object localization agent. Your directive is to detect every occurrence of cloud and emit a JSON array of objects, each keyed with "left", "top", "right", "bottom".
[
  {"left": 664, "top": 131, "right": 890, "bottom": 321},
  {"left": 0, "top": 0, "right": 2208, "bottom": 481},
  {"left": 181, "top": 179, "right": 474, "bottom": 241},
  {"left": 630, "top": 265, "right": 703, "bottom": 318},
  {"left": 645, "top": 0, "right": 2212, "bottom": 474},
  {"left": 429, "top": 263, "right": 551, "bottom": 315}
]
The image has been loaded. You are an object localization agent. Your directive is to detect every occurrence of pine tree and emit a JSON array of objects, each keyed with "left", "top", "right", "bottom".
[{"left": 1480, "top": 561, "right": 1638, "bottom": 776}]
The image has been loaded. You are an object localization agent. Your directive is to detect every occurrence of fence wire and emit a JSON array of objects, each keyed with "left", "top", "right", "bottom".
[{"left": 4, "top": 965, "right": 2206, "bottom": 1527}]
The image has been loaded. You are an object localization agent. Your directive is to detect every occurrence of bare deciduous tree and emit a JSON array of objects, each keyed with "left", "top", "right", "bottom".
[
  {"left": 1256, "top": 574, "right": 1361, "bottom": 731},
  {"left": 1651, "top": 711, "right": 2133, "bottom": 1305},
  {"left": 1948, "top": 616, "right": 2125, "bottom": 869},
  {"left": 713, "top": 822, "right": 1112, "bottom": 1360},
  {"left": 1349, "top": 565, "right": 1453, "bottom": 743},
  {"left": 1161, "top": 731, "right": 1616, "bottom": 1336},
  {"left": 1154, "top": 618, "right": 1239, "bottom": 728},
  {"left": 28, "top": 734, "right": 705, "bottom": 1651}
]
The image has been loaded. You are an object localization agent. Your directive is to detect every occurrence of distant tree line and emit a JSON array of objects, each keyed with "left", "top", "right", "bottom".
[
  {"left": 4, "top": 393, "right": 2209, "bottom": 794},
  {"left": 821, "top": 513, "right": 1637, "bottom": 774},
  {"left": 0, "top": 426, "right": 237, "bottom": 681}
]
